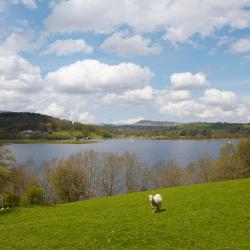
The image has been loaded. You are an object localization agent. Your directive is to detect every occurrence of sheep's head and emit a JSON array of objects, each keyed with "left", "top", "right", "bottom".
[{"left": 148, "top": 195, "right": 153, "bottom": 202}]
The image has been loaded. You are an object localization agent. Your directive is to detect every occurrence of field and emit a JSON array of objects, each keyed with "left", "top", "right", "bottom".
[{"left": 0, "top": 179, "right": 249, "bottom": 250}]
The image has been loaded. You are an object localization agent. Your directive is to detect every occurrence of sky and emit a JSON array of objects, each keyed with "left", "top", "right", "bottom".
[{"left": 0, "top": 0, "right": 250, "bottom": 124}]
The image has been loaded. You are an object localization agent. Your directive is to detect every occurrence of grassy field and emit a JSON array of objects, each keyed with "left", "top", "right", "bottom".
[{"left": 0, "top": 179, "right": 249, "bottom": 250}]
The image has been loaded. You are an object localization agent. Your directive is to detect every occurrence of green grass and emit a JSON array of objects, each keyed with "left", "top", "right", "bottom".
[{"left": 1, "top": 179, "right": 250, "bottom": 250}]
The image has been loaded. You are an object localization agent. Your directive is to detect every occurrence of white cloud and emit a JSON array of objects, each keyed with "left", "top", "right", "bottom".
[
  {"left": 100, "top": 33, "right": 161, "bottom": 57},
  {"left": 156, "top": 90, "right": 191, "bottom": 104},
  {"left": 43, "top": 102, "right": 65, "bottom": 117},
  {"left": 196, "top": 104, "right": 247, "bottom": 120},
  {"left": 0, "top": 55, "right": 42, "bottom": 93},
  {"left": 0, "top": 90, "right": 29, "bottom": 110},
  {"left": 231, "top": 38, "right": 250, "bottom": 53},
  {"left": 0, "top": 32, "right": 34, "bottom": 56},
  {"left": 170, "top": 72, "right": 208, "bottom": 90},
  {"left": 0, "top": 32, "right": 43, "bottom": 89},
  {"left": 154, "top": 87, "right": 248, "bottom": 122},
  {"left": 0, "top": 32, "right": 43, "bottom": 112},
  {"left": 113, "top": 116, "right": 144, "bottom": 125},
  {"left": 77, "top": 112, "right": 94, "bottom": 123},
  {"left": 11, "top": 0, "right": 37, "bottom": 9},
  {"left": 154, "top": 89, "right": 196, "bottom": 117},
  {"left": 157, "top": 99, "right": 204, "bottom": 117},
  {"left": 156, "top": 98, "right": 247, "bottom": 121},
  {"left": 36, "top": 93, "right": 95, "bottom": 122},
  {"left": 200, "top": 88, "right": 237, "bottom": 109},
  {"left": 103, "top": 86, "right": 155, "bottom": 104},
  {"left": 46, "top": 59, "right": 154, "bottom": 94},
  {"left": 0, "top": 32, "right": 42, "bottom": 92},
  {"left": 42, "top": 39, "right": 93, "bottom": 56},
  {"left": 45, "top": 0, "right": 250, "bottom": 43}
]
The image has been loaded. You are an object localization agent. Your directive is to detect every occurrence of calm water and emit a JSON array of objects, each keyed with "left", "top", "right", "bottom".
[{"left": 7, "top": 139, "right": 236, "bottom": 168}]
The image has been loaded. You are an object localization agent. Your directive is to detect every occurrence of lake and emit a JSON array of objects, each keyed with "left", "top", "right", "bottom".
[{"left": 7, "top": 139, "right": 236, "bottom": 168}]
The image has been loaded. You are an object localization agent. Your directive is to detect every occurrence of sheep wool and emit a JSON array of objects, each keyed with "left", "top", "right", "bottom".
[{"left": 148, "top": 194, "right": 163, "bottom": 212}]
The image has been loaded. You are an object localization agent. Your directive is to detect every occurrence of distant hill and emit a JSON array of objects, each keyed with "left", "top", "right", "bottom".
[
  {"left": 1, "top": 113, "right": 250, "bottom": 140},
  {"left": 0, "top": 111, "right": 11, "bottom": 113},
  {"left": 133, "top": 120, "right": 181, "bottom": 127},
  {"left": 106, "top": 121, "right": 250, "bottom": 139}
]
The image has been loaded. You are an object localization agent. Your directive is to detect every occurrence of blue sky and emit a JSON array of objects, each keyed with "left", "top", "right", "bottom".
[{"left": 0, "top": 0, "right": 250, "bottom": 124}]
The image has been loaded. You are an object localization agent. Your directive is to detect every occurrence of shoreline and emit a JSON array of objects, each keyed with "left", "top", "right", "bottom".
[
  {"left": 0, "top": 139, "right": 100, "bottom": 145},
  {"left": 0, "top": 137, "right": 244, "bottom": 145}
]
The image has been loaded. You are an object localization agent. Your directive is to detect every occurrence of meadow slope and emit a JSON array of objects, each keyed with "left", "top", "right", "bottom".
[{"left": 0, "top": 179, "right": 249, "bottom": 250}]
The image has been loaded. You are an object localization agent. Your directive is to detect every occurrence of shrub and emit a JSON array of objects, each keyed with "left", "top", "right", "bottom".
[
  {"left": 3, "top": 191, "right": 20, "bottom": 207},
  {"left": 21, "top": 187, "right": 44, "bottom": 206},
  {"left": 235, "top": 138, "right": 250, "bottom": 177},
  {"left": 51, "top": 161, "right": 87, "bottom": 202}
]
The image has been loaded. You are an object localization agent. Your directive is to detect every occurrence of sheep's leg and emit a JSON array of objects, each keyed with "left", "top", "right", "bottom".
[
  {"left": 150, "top": 201, "right": 154, "bottom": 210},
  {"left": 156, "top": 204, "right": 161, "bottom": 212},
  {"left": 150, "top": 203, "right": 156, "bottom": 213},
  {"left": 158, "top": 204, "right": 161, "bottom": 212}
]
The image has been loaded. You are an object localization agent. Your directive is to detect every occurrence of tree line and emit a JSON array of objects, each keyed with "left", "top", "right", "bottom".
[
  {"left": 109, "top": 123, "right": 250, "bottom": 139},
  {"left": 0, "top": 139, "right": 249, "bottom": 208}
]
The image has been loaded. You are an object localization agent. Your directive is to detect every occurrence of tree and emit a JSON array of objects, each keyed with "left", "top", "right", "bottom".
[
  {"left": 21, "top": 187, "right": 44, "bottom": 206},
  {"left": 152, "top": 161, "right": 183, "bottom": 188},
  {"left": 235, "top": 138, "right": 250, "bottom": 177},
  {"left": 9, "top": 162, "right": 38, "bottom": 197},
  {"left": 71, "top": 151, "right": 101, "bottom": 198},
  {"left": 0, "top": 144, "right": 15, "bottom": 207},
  {"left": 0, "top": 144, "right": 15, "bottom": 167},
  {"left": 183, "top": 163, "right": 199, "bottom": 184},
  {"left": 216, "top": 143, "right": 243, "bottom": 180},
  {"left": 51, "top": 160, "right": 87, "bottom": 202},
  {"left": 39, "top": 160, "right": 57, "bottom": 204},
  {"left": 122, "top": 153, "right": 140, "bottom": 193},
  {"left": 3, "top": 191, "right": 20, "bottom": 207},
  {"left": 197, "top": 155, "right": 216, "bottom": 182},
  {"left": 0, "top": 166, "right": 9, "bottom": 208},
  {"left": 99, "top": 153, "right": 122, "bottom": 196}
]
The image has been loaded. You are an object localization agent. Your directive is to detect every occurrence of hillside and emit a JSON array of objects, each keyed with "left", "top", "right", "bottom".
[
  {"left": 0, "top": 178, "right": 249, "bottom": 249},
  {"left": 0, "top": 112, "right": 111, "bottom": 140}
]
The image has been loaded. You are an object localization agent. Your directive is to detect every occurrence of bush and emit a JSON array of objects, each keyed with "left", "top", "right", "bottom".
[
  {"left": 21, "top": 187, "right": 44, "bottom": 206},
  {"left": 235, "top": 138, "right": 250, "bottom": 177},
  {"left": 51, "top": 161, "right": 87, "bottom": 202},
  {"left": 3, "top": 191, "right": 20, "bottom": 207}
]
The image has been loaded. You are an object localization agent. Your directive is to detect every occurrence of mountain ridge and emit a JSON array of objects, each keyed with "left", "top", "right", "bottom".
[{"left": 133, "top": 120, "right": 181, "bottom": 127}]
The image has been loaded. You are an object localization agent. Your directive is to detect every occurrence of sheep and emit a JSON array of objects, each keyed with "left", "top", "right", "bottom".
[{"left": 148, "top": 194, "right": 163, "bottom": 212}]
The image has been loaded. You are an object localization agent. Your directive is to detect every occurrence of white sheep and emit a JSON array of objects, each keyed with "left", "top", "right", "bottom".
[{"left": 148, "top": 194, "right": 163, "bottom": 212}]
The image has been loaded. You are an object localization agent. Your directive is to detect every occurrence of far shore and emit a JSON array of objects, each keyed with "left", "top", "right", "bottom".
[
  {"left": 0, "top": 137, "right": 244, "bottom": 145},
  {"left": 0, "top": 139, "right": 100, "bottom": 145}
]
